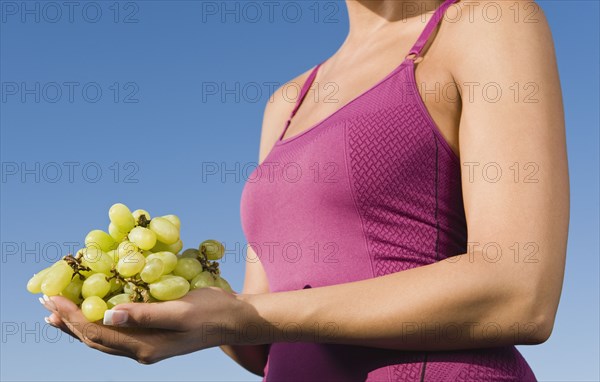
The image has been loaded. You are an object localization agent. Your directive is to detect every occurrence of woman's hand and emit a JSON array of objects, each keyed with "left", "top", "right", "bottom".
[{"left": 41, "top": 287, "right": 248, "bottom": 364}]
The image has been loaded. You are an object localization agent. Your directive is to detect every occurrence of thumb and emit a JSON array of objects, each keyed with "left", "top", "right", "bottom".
[{"left": 103, "top": 301, "right": 186, "bottom": 330}]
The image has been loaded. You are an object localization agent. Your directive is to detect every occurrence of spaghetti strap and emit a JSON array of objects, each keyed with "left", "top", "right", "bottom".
[
  {"left": 407, "top": 0, "right": 459, "bottom": 59},
  {"left": 278, "top": 62, "right": 323, "bottom": 141}
]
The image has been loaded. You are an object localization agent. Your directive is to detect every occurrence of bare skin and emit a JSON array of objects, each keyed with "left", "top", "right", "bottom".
[{"left": 43, "top": 0, "right": 568, "bottom": 376}]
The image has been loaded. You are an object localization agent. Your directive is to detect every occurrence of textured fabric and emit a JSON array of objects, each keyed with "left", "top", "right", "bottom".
[{"left": 239, "top": 0, "right": 538, "bottom": 380}]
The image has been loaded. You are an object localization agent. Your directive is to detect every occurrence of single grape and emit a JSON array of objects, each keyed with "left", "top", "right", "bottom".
[
  {"left": 132, "top": 209, "right": 151, "bottom": 223},
  {"left": 117, "top": 241, "right": 139, "bottom": 260},
  {"left": 81, "top": 296, "right": 107, "bottom": 322},
  {"left": 190, "top": 271, "right": 215, "bottom": 289},
  {"left": 106, "top": 293, "right": 131, "bottom": 309},
  {"left": 60, "top": 277, "right": 84, "bottom": 304},
  {"left": 140, "top": 258, "right": 165, "bottom": 283},
  {"left": 123, "top": 281, "right": 134, "bottom": 295},
  {"left": 109, "top": 277, "right": 124, "bottom": 293},
  {"left": 109, "top": 203, "right": 136, "bottom": 232},
  {"left": 108, "top": 222, "right": 128, "bottom": 242},
  {"left": 81, "top": 247, "right": 113, "bottom": 275},
  {"left": 145, "top": 251, "right": 178, "bottom": 274},
  {"left": 116, "top": 250, "right": 146, "bottom": 277},
  {"left": 151, "top": 239, "right": 183, "bottom": 254},
  {"left": 200, "top": 240, "right": 225, "bottom": 260},
  {"left": 161, "top": 214, "right": 181, "bottom": 230},
  {"left": 85, "top": 229, "right": 117, "bottom": 252},
  {"left": 128, "top": 227, "right": 157, "bottom": 250},
  {"left": 27, "top": 267, "right": 52, "bottom": 294},
  {"left": 170, "top": 239, "right": 184, "bottom": 254},
  {"left": 149, "top": 275, "right": 190, "bottom": 301},
  {"left": 180, "top": 248, "right": 200, "bottom": 259},
  {"left": 82, "top": 273, "right": 111, "bottom": 299},
  {"left": 41, "top": 260, "right": 75, "bottom": 296},
  {"left": 173, "top": 258, "right": 202, "bottom": 281},
  {"left": 214, "top": 276, "right": 234, "bottom": 293},
  {"left": 149, "top": 217, "right": 179, "bottom": 245}
]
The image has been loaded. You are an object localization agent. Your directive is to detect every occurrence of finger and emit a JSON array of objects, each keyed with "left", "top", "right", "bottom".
[
  {"left": 46, "top": 313, "right": 80, "bottom": 342},
  {"left": 49, "top": 302, "right": 149, "bottom": 361},
  {"left": 39, "top": 294, "right": 58, "bottom": 314},
  {"left": 47, "top": 294, "right": 78, "bottom": 315},
  {"left": 50, "top": 295, "right": 143, "bottom": 352},
  {"left": 46, "top": 311, "right": 134, "bottom": 358},
  {"left": 103, "top": 300, "right": 190, "bottom": 330}
]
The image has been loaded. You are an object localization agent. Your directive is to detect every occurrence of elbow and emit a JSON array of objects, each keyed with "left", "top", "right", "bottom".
[
  {"left": 499, "top": 259, "right": 563, "bottom": 345},
  {"left": 515, "top": 289, "right": 558, "bottom": 345},
  {"left": 525, "top": 309, "right": 554, "bottom": 345}
]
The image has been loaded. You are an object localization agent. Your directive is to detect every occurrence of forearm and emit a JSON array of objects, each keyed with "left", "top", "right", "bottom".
[
  {"left": 237, "top": 251, "right": 551, "bottom": 351},
  {"left": 219, "top": 344, "right": 268, "bottom": 377}
]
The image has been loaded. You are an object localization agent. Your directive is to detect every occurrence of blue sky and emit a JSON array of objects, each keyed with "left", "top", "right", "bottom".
[{"left": 1, "top": 1, "right": 598, "bottom": 381}]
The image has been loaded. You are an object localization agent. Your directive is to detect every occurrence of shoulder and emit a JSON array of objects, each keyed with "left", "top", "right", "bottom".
[
  {"left": 447, "top": 0, "right": 546, "bottom": 27},
  {"left": 257, "top": 66, "right": 315, "bottom": 162},
  {"left": 442, "top": 0, "right": 555, "bottom": 84},
  {"left": 447, "top": 0, "right": 551, "bottom": 45}
]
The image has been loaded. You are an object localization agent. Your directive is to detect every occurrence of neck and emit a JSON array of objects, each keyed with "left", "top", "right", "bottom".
[{"left": 344, "top": 0, "right": 443, "bottom": 44}]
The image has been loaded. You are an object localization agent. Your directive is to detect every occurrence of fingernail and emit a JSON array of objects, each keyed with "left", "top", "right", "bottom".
[
  {"left": 103, "top": 310, "right": 128, "bottom": 326},
  {"left": 42, "top": 295, "right": 57, "bottom": 311},
  {"left": 44, "top": 316, "right": 57, "bottom": 327}
]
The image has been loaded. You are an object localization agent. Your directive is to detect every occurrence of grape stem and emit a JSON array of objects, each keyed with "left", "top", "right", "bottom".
[
  {"left": 63, "top": 254, "right": 91, "bottom": 281},
  {"left": 197, "top": 250, "right": 221, "bottom": 277},
  {"left": 107, "top": 270, "right": 151, "bottom": 303},
  {"left": 137, "top": 214, "right": 151, "bottom": 228}
]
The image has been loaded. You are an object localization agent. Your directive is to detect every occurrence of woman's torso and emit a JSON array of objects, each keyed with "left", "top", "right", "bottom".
[{"left": 240, "top": 0, "right": 537, "bottom": 380}]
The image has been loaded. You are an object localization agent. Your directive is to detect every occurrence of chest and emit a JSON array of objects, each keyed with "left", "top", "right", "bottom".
[{"left": 285, "top": 46, "right": 460, "bottom": 158}]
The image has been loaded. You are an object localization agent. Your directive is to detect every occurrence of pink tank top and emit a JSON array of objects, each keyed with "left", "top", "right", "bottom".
[{"left": 240, "top": 0, "right": 537, "bottom": 380}]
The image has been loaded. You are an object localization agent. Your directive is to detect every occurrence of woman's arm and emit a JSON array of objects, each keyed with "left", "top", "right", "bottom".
[{"left": 237, "top": 0, "right": 568, "bottom": 351}]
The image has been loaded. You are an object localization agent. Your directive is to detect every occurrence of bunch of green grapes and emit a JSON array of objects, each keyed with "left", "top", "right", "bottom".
[{"left": 27, "top": 203, "right": 232, "bottom": 322}]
